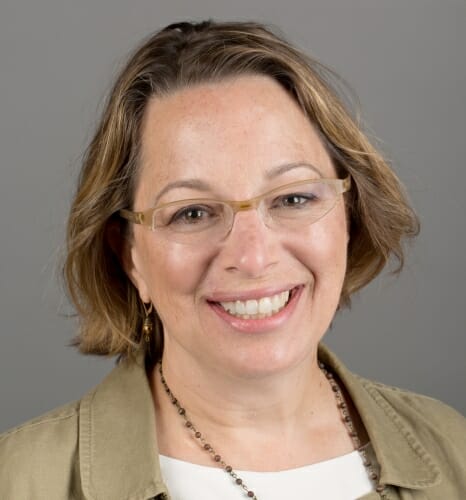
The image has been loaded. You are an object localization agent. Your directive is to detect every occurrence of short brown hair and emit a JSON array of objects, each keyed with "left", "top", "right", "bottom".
[{"left": 64, "top": 20, "right": 419, "bottom": 359}]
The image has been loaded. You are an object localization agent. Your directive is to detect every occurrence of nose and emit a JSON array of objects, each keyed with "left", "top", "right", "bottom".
[{"left": 219, "top": 209, "right": 278, "bottom": 277}]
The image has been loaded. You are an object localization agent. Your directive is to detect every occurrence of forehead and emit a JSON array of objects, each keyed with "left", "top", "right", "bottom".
[{"left": 137, "top": 75, "right": 334, "bottom": 196}]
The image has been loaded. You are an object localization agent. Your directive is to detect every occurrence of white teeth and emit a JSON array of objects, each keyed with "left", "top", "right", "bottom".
[
  {"left": 271, "top": 294, "right": 281, "bottom": 310},
  {"left": 246, "top": 300, "right": 258, "bottom": 315},
  {"left": 219, "top": 290, "right": 291, "bottom": 319},
  {"left": 258, "top": 297, "right": 272, "bottom": 314},
  {"left": 236, "top": 300, "right": 246, "bottom": 315}
]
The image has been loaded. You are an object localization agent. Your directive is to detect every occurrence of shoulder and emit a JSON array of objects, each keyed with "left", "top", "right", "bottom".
[
  {"left": 321, "top": 344, "right": 466, "bottom": 444},
  {"left": 359, "top": 377, "right": 466, "bottom": 465},
  {"left": 0, "top": 400, "right": 80, "bottom": 457},
  {"left": 362, "top": 376, "right": 466, "bottom": 433},
  {"left": 0, "top": 401, "right": 80, "bottom": 499}
]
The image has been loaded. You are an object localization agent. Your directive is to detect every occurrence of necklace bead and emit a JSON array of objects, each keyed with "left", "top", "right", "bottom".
[{"left": 159, "top": 362, "right": 386, "bottom": 499}]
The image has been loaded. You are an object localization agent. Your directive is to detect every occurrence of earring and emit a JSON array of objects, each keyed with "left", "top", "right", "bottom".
[{"left": 142, "top": 302, "right": 154, "bottom": 343}]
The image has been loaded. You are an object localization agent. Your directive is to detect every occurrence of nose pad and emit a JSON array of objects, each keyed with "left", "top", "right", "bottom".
[{"left": 221, "top": 209, "right": 277, "bottom": 277}]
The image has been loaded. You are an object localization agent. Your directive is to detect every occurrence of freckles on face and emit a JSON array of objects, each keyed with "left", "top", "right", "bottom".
[{"left": 126, "top": 75, "right": 349, "bottom": 374}]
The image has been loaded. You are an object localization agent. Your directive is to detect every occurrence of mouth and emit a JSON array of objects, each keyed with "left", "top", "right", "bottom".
[{"left": 209, "top": 286, "right": 300, "bottom": 320}]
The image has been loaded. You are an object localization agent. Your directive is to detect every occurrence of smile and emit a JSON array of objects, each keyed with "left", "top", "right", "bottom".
[{"left": 218, "top": 289, "right": 292, "bottom": 319}]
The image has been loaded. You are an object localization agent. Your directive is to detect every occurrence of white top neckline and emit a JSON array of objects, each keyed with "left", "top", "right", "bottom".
[{"left": 159, "top": 443, "right": 375, "bottom": 499}]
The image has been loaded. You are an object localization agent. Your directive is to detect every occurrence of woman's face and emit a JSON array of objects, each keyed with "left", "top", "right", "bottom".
[{"left": 126, "top": 75, "right": 348, "bottom": 377}]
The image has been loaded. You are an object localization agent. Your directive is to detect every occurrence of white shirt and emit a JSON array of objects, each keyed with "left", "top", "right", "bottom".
[{"left": 160, "top": 443, "right": 375, "bottom": 500}]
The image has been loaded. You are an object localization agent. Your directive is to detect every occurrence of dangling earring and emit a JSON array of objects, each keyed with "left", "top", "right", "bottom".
[{"left": 142, "top": 302, "right": 154, "bottom": 343}]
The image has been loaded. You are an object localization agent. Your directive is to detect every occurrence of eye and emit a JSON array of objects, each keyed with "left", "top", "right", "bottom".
[
  {"left": 275, "top": 192, "right": 318, "bottom": 208},
  {"left": 155, "top": 200, "right": 228, "bottom": 233},
  {"left": 169, "top": 204, "right": 216, "bottom": 225}
]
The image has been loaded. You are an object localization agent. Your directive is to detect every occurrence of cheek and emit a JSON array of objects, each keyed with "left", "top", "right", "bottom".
[
  {"left": 293, "top": 210, "right": 348, "bottom": 288},
  {"left": 142, "top": 241, "right": 212, "bottom": 316}
]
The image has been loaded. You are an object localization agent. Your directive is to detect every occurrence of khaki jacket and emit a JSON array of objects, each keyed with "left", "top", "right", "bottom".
[{"left": 1, "top": 345, "right": 465, "bottom": 500}]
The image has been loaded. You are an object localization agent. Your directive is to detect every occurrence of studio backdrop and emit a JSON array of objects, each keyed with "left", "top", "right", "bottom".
[{"left": 0, "top": 0, "right": 465, "bottom": 432}]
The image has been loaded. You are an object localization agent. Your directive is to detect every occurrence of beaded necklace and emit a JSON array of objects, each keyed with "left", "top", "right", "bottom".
[{"left": 159, "top": 362, "right": 385, "bottom": 499}]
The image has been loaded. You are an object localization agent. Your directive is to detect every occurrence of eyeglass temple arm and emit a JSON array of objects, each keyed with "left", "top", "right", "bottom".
[
  {"left": 342, "top": 176, "right": 351, "bottom": 192},
  {"left": 119, "top": 208, "right": 146, "bottom": 225}
]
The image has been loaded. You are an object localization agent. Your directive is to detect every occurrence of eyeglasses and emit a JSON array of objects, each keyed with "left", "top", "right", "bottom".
[{"left": 120, "top": 177, "right": 350, "bottom": 245}]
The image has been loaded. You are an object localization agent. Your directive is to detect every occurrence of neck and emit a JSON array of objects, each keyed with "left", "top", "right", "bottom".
[
  {"left": 148, "top": 343, "right": 357, "bottom": 470},
  {"left": 157, "top": 344, "right": 328, "bottom": 425}
]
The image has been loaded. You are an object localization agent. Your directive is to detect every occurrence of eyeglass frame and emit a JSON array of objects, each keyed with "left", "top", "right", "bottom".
[{"left": 119, "top": 176, "right": 351, "bottom": 239}]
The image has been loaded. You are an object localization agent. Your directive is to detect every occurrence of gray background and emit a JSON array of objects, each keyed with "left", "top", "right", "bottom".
[{"left": 1, "top": 0, "right": 465, "bottom": 433}]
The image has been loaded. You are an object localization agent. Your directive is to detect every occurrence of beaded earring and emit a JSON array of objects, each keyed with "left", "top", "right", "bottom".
[{"left": 142, "top": 302, "right": 154, "bottom": 343}]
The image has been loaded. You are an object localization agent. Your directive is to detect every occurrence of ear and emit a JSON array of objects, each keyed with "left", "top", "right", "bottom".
[{"left": 107, "top": 219, "right": 152, "bottom": 303}]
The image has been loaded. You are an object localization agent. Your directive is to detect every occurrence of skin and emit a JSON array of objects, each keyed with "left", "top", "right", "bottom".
[{"left": 124, "top": 75, "right": 358, "bottom": 470}]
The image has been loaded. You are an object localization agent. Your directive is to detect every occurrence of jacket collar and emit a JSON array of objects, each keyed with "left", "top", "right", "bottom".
[
  {"left": 318, "top": 344, "right": 441, "bottom": 491},
  {"left": 78, "top": 345, "right": 441, "bottom": 499},
  {"left": 78, "top": 352, "right": 168, "bottom": 500}
]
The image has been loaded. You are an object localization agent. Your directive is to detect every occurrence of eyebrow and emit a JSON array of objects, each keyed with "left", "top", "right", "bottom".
[
  {"left": 265, "top": 162, "right": 324, "bottom": 179},
  {"left": 152, "top": 162, "right": 324, "bottom": 206},
  {"left": 152, "top": 179, "right": 212, "bottom": 206}
]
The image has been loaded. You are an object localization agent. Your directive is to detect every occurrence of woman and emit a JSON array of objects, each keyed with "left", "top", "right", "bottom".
[{"left": 1, "top": 20, "right": 465, "bottom": 499}]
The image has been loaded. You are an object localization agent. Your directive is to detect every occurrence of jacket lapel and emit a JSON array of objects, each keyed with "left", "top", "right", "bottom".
[
  {"left": 318, "top": 344, "right": 441, "bottom": 492},
  {"left": 78, "top": 353, "right": 168, "bottom": 500}
]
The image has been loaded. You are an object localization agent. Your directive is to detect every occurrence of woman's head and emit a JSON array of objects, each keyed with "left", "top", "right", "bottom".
[
  {"left": 64, "top": 20, "right": 419, "bottom": 360},
  {"left": 123, "top": 74, "right": 350, "bottom": 376}
]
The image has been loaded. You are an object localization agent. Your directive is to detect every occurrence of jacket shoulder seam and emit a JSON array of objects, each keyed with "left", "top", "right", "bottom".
[
  {"left": 362, "top": 378, "right": 440, "bottom": 401},
  {"left": 0, "top": 404, "right": 78, "bottom": 441},
  {"left": 360, "top": 377, "right": 461, "bottom": 410}
]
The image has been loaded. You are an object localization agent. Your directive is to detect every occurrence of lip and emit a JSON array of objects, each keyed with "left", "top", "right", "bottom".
[
  {"left": 206, "top": 284, "right": 299, "bottom": 303},
  {"left": 207, "top": 285, "right": 304, "bottom": 333}
]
